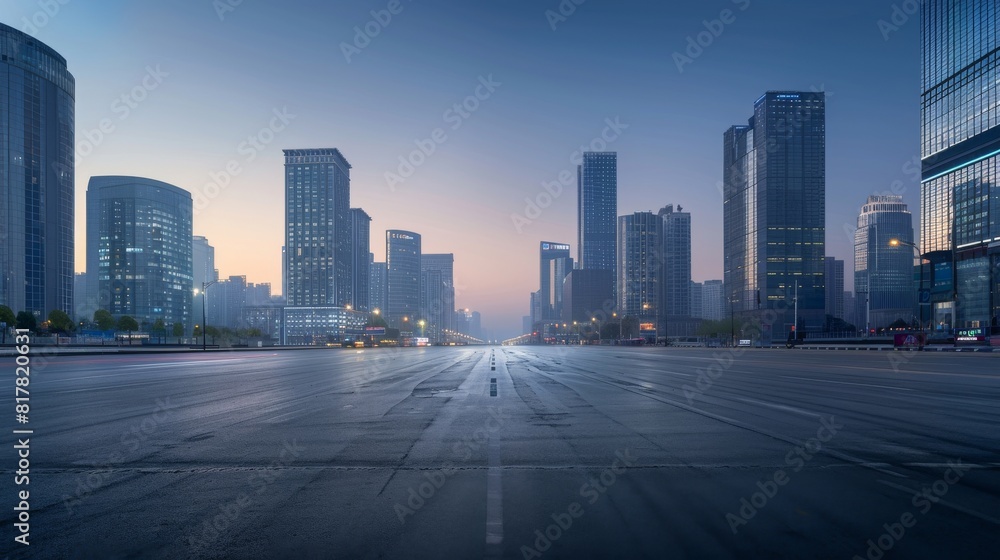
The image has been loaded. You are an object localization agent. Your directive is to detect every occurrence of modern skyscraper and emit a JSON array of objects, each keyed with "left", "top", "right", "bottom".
[
  {"left": 386, "top": 230, "right": 421, "bottom": 328},
  {"left": 578, "top": 152, "right": 618, "bottom": 276},
  {"left": 283, "top": 148, "right": 352, "bottom": 307},
  {"left": 192, "top": 236, "right": 218, "bottom": 291},
  {"left": 369, "top": 257, "right": 388, "bottom": 313},
  {"left": 824, "top": 257, "right": 845, "bottom": 321},
  {"left": 659, "top": 204, "right": 692, "bottom": 319},
  {"left": 690, "top": 281, "right": 704, "bottom": 320},
  {"left": 0, "top": 24, "right": 75, "bottom": 319},
  {"left": 351, "top": 208, "right": 371, "bottom": 311},
  {"left": 86, "top": 176, "right": 193, "bottom": 329},
  {"left": 618, "top": 212, "right": 661, "bottom": 318},
  {"left": 702, "top": 280, "right": 726, "bottom": 321},
  {"left": 724, "top": 91, "right": 826, "bottom": 339},
  {"left": 539, "top": 242, "right": 573, "bottom": 321},
  {"left": 421, "top": 253, "right": 455, "bottom": 343},
  {"left": 921, "top": 1, "right": 1000, "bottom": 332},
  {"left": 562, "top": 269, "right": 615, "bottom": 324},
  {"left": 207, "top": 275, "right": 247, "bottom": 330},
  {"left": 855, "top": 195, "right": 916, "bottom": 330}
]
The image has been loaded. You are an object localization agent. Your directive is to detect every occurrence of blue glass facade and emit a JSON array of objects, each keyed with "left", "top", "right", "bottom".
[
  {"left": 284, "top": 148, "right": 352, "bottom": 308},
  {"left": 724, "top": 92, "right": 826, "bottom": 335},
  {"left": 386, "top": 230, "right": 421, "bottom": 328},
  {"left": 854, "top": 196, "right": 917, "bottom": 330},
  {"left": 578, "top": 152, "right": 617, "bottom": 276},
  {"left": 0, "top": 23, "right": 75, "bottom": 318},
  {"left": 86, "top": 176, "right": 193, "bottom": 329},
  {"left": 921, "top": 0, "right": 1000, "bottom": 331}
]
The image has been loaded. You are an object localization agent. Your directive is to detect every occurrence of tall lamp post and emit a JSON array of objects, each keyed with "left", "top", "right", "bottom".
[
  {"left": 195, "top": 280, "right": 218, "bottom": 351},
  {"left": 889, "top": 238, "right": 925, "bottom": 333}
]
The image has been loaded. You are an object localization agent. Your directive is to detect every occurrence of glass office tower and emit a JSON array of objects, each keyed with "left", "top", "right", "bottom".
[
  {"left": 854, "top": 196, "right": 916, "bottom": 331},
  {"left": 284, "top": 148, "right": 352, "bottom": 308},
  {"left": 539, "top": 242, "right": 573, "bottom": 321},
  {"left": 86, "top": 176, "right": 193, "bottom": 329},
  {"left": 724, "top": 91, "right": 826, "bottom": 339},
  {"left": 351, "top": 208, "right": 371, "bottom": 311},
  {"left": 921, "top": 1, "right": 1000, "bottom": 333},
  {"left": 386, "top": 230, "right": 421, "bottom": 328},
  {"left": 618, "top": 212, "right": 661, "bottom": 318},
  {"left": 0, "top": 23, "right": 75, "bottom": 318},
  {"left": 578, "top": 152, "right": 618, "bottom": 274}
]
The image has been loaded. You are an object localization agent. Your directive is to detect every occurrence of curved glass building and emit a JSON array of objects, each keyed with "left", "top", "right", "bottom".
[
  {"left": 0, "top": 23, "right": 75, "bottom": 318},
  {"left": 86, "top": 177, "right": 193, "bottom": 329}
]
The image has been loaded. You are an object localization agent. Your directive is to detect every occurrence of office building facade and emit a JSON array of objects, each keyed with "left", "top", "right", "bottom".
[
  {"left": 0, "top": 24, "right": 75, "bottom": 318},
  {"left": 578, "top": 153, "right": 618, "bottom": 276},
  {"left": 386, "top": 230, "right": 421, "bottom": 328},
  {"left": 921, "top": 1, "right": 1000, "bottom": 333},
  {"left": 618, "top": 212, "right": 660, "bottom": 318},
  {"left": 351, "top": 208, "right": 371, "bottom": 310},
  {"left": 284, "top": 148, "right": 352, "bottom": 307},
  {"left": 824, "top": 257, "right": 845, "bottom": 320},
  {"left": 86, "top": 176, "right": 193, "bottom": 329},
  {"left": 539, "top": 242, "right": 573, "bottom": 321},
  {"left": 421, "top": 253, "right": 455, "bottom": 343},
  {"left": 660, "top": 204, "right": 692, "bottom": 319},
  {"left": 855, "top": 195, "right": 916, "bottom": 330},
  {"left": 724, "top": 91, "right": 826, "bottom": 339},
  {"left": 369, "top": 257, "right": 387, "bottom": 313}
]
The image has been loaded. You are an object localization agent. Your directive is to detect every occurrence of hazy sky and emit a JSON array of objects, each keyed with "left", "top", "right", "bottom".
[{"left": 1, "top": 0, "right": 921, "bottom": 339}]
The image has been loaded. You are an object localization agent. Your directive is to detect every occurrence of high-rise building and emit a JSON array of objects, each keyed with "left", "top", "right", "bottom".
[
  {"left": 369, "top": 257, "right": 388, "bottom": 313},
  {"left": 659, "top": 204, "right": 692, "bottom": 319},
  {"left": 421, "top": 253, "right": 455, "bottom": 343},
  {"left": 207, "top": 275, "right": 247, "bottom": 330},
  {"left": 724, "top": 91, "right": 826, "bottom": 339},
  {"left": 855, "top": 195, "right": 916, "bottom": 330},
  {"left": 562, "top": 269, "right": 615, "bottom": 324},
  {"left": 824, "top": 257, "right": 845, "bottom": 320},
  {"left": 618, "top": 212, "right": 660, "bottom": 318},
  {"left": 690, "top": 282, "right": 704, "bottom": 320},
  {"left": 351, "top": 208, "right": 371, "bottom": 310},
  {"left": 539, "top": 242, "right": 573, "bottom": 321},
  {"left": 284, "top": 149, "right": 352, "bottom": 307},
  {"left": 74, "top": 272, "right": 89, "bottom": 322},
  {"left": 386, "top": 230, "right": 421, "bottom": 328},
  {"left": 192, "top": 236, "right": 218, "bottom": 323},
  {"left": 578, "top": 152, "right": 618, "bottom": 276},
  {"left": 86, "top": 176, "right": 193, "bottom": 329},
  {"left": 0, "top": 24, "right": 75, "bottom": 319},
  {"left": 921, "top": 1, "right": 1000, "bottom": 332},
  {"left": 702, "top": 280, "right": 725, "bottom": 321}
]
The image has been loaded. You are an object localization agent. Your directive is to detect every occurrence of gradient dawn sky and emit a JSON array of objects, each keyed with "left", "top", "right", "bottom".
[{"left": 1, "top": 0, "right": 921, "bottom": 339}]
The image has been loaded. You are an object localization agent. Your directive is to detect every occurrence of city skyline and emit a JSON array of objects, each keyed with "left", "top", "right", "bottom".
[{"left": 0, "top": 1, "right": 923, "bottom": 338}]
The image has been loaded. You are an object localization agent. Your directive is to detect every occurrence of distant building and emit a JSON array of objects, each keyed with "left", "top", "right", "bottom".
[
  {"left": 192, "top": 236, "right": 218, "bottom": 290},
  {"left": 562, "top": 269, "right": 615, "bottom": 324},
  {"left": 702, "top": 280, "right": 725, "bottom": 321},
  {"left": 421, "top": 254, "right": 455, "bottom": 343},
  {"left": 539, "top": 242, "right": 573, "bottom": 321},
  {"left": 86, "top": 176, "right": 193, "bottom": 330},
  {"left": 207, "top": 275, "right": 247, "bottom": 330},
  {"left": 284, "top": 148, "right": 352, "bottom": 307},
  {"left": 74, "top": 273, "right": 90, "bottom": 322},
  {"left": 578, "top": 152, "right": 618, "bottom": 284},
  {"left": 369, "top": 257, "right": 387, "bottom": 313},
  {"left": 350, "top": 209, "right": 371, "bottom": 311},
  {"left": 854, "top": 195, "right": 916, "bottom": 330},
  {"left": 618, "top": 212, "right": 661, "bottom": 319},
  {"left": 690, "top": 282, "right": 703, "bottom": 320},
  {"left": 282, "top": 307, "right": 368, "bottom": 346},
  {"left": 0, "top": 24, "right": 75, "bottom": 319},
  {"left": 386, "top": 230, "right": 421, "bottom": 328},
  {"left": 659, "top": 204, "right": 692, "bottom": 319},
  {"left": 824, "top": 257, "right": 845, "bottom": 320},
  {"left": 725, "top": 91, "right": 826, "bottom": 339}
]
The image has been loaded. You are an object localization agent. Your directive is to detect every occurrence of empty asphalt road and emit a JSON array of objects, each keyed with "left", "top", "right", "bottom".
[{"left": 2, "top": 346, "right": 998, "bottom": 559}]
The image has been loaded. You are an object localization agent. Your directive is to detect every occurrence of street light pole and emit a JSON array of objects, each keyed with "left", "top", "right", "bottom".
[{"left": 198, "top": 280, "right": 218, "bottom": 351}]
